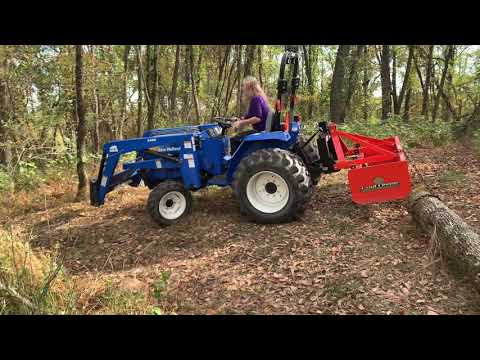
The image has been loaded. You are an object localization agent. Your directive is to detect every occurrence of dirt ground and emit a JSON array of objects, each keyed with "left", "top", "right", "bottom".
[{"left": 2, "top": 143, "right": 480, "bottom": 314}]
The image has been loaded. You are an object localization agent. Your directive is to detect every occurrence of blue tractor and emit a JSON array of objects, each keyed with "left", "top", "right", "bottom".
[
  {"left": 89, "top": 45, "right": 412, "bottom": 225},
  {"left": 90, "top": 46, "right": 319, "bottom": 225}
]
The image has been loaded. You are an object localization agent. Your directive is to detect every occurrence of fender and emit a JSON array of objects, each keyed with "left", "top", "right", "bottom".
[{"left": 226, "top": 127, "right": 299, "bottom": 183}]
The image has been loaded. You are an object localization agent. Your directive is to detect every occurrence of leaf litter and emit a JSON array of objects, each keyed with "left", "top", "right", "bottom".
[{"left": 1, "top": 144, "right": 480, "bottom": 314}]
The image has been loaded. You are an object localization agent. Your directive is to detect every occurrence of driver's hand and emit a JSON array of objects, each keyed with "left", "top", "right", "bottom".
[{"left": 231, "top": 120, "right": 242, "bottom": 130}]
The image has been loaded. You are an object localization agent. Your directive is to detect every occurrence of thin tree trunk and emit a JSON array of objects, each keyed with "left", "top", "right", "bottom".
[
  {"left": 236, "top": 45, "right": 243, "bottom": 114},
  {"left": 181, "top": 46, "right": 191, "bottom": 120},
  {"left": 211, "top": 46, "right": 230, "bottom": 118},
  {"left": 0, "top": 49, "right": 12, "bottom": 167},
  {"left": 75, "top": 45, "right": 88, "bottom": 201},
  {"left": 188, "top": 45, "right": 200, "bottom": 123},
  {"left": 257, "top": 46, "right": 264, "bottom": 88},
  {"left": 302, "top": 45, "right": 315, "bottom": 119},
  {"left": 147, "top": 45, "right": 159, "bottom": 130},
  {"left": 136, "top": 46, "right": 144, "bottom": 137},
  {"left": 391, "top": 46, "right": 399, "bottom": 115},
  {"left": 380, "top": 45, "right": 393, "bottom": 122},
  {"left": 196, "top": 46, "right": 203, "bottom": 92},
  {"left": 225, "top": 59, "right": 239, "bottom": 115},
  {"left": 90, "top": 46, "right": 100, "bottom": 153},
  {"left": 421, "top": 45, "right": 434, "bottom": 119},
  {"left": 118, "top": 45, "right": 131, "bottom": 139},
  {"left": 397, "top": 45, "right": 414, "bottom": 116},
  {"left": 170, "top": 45, "right": 180, "bottom": 122},
  {"left": 362, "top": 46, "right": 370, "bottom": 121},
  {"left": 432, "top": 45, "right": 455, "bottom": 123},
  {"left": 403, "top": 87, "right": 412, "bottom": 122},
  {"left": 93, "top": 88, "right": 100, "bottom": 153}
]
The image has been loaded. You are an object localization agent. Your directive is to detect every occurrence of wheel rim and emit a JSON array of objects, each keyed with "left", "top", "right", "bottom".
[
  {"left": 158, "top": 191, "right": 187, "bottom": 220},
  {"left": 246, "top": 171, "right": 290, "bottom": 213}
]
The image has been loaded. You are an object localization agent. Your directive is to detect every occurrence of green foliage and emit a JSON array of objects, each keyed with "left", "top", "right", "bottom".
[
  {"left": 97, "top": 279, "right": 149, "bottom": 315},
  {"left": 153, "top": 270, "right": 171, "bottom": 301},
  {"left": 340, "top": 117, "right": 455, "bottom": 149},
  {"left": 151, "top": 306, "right": 163, "bottom": 315},
  {"left": 0, "top": 168, "right": 14, "bottom": 192}
]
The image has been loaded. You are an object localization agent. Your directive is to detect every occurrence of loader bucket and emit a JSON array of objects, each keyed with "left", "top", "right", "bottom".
[{"left": 348, "top": 160, "right": 411, "bottom": 205}]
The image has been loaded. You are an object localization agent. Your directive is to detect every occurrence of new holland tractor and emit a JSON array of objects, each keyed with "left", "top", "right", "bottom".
[{"left": 90, "top": 46, "right": 412, "bottom": 225}]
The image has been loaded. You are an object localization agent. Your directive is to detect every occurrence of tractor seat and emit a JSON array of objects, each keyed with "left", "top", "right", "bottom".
[{"left": 264, "top": 111, "right": 274, "bottom": 132}]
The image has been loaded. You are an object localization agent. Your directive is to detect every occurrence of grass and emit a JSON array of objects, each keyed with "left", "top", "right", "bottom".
[
  {"left": 0, "top": 228, "right": 167, "bottom": 315},
  {"left": 438, "top": 170, "right": 466, "bottom": 184}
]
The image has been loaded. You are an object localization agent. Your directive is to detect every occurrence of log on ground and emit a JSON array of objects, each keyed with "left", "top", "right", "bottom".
[{"left": 408, "top": 190, "right": 480, "bottom": 290}]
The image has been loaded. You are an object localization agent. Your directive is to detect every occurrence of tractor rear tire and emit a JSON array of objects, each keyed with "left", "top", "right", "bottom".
[
  {"left": 147, "top": 181, "right": 192, "bottom": 226},
  {"left": 232, "top": 148, "right": 312, "bottom": 224},
  {"left": 296, "top": 134, "right": 322, "bottom": 186}
]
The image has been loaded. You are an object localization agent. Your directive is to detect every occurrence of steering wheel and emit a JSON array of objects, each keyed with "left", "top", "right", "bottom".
[{"left": 214, "top": 116, "right": 234, "bottom": 135}]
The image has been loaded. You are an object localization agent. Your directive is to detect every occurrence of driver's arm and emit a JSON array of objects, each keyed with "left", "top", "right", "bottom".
[
  {"left": 233, "top": 97, "right": 262, "bottom": 129},
  {"left": 238, "top": 116, "right": 261, "bottom": 127}
]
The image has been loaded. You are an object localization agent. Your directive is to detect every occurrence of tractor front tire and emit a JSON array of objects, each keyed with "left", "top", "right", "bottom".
[
  {"left": 232, "top": 148, "right": 312, "bottom": 224},
  {"left": 147, "top": 181, "right": 192, "bottom": 226}
]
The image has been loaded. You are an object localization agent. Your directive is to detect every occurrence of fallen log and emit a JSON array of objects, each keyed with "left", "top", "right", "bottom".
[{"left": 408, "top": 190, "right": 480, "bottom": 290}]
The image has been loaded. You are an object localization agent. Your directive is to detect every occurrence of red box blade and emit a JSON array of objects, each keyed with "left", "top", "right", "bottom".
[{"left": 348, "top": 160, "right": 412, "bottom": 205}]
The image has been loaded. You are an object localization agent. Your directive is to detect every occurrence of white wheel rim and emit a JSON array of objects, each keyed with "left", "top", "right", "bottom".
[
  {"left": 158, "top": 191, "right": 187, "bottom": 220},
  {"left": 246, "top": 171, "right": 290, "bottom": 213}
]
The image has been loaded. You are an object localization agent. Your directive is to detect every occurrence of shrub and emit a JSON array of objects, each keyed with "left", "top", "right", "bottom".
[{"left": 302, "top": 117, "right": 455, "bottom": 150}]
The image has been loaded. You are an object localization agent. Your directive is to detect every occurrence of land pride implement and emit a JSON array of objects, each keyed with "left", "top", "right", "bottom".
[{"left": 90, "top": 46, "right": 412, "bottom": 225}]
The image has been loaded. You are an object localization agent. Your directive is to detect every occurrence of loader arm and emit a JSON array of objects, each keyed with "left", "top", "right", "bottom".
[{"left": 90, "top": 133, "right": 197, "bottom": 207}]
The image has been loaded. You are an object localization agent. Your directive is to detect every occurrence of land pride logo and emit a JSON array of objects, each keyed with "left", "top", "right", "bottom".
[{"left": 360, "top": 177, "right": 400, "bottom": 192}]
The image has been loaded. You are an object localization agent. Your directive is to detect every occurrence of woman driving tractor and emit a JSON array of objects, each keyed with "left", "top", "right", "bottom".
[{"left": 230, "top": 76, "right": 271, "bottom": 152}]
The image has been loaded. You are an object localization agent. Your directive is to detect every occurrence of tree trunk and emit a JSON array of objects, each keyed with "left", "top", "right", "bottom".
[
  {"left": 391, "top": 46, "right": 399, "bottom": 115},
  {"left": 380, "top": 45, "right": 392, "bottom": 122},
  {"left": 432, "top": 45, "right": 455, "bottom": 123},
  {"left": 136, "top": 46, "right": 144, "bottom": 137},
  {"left": 90, "top": 46, "right": 100, "bottom": 153},
  {"left": 302, "top": 45, "right": 315, "bottom": 119},
  {"left": 211, "top": 46, "right": 230, "bottom": 118},
  {"left": 409, "top": 190, "right": 480, "bottom": 290},
  {"left": 421, "top": 45, "right": 434, "bottom": 119},
  {"left": 362, "top": 46, "right": 370, "bottom": 121},
  {"left": 243, "top": 45, "right": 256, "bottom": 78},
  {"left": 397, "top": 45, "right": 414, "bottom": 116},
  {"left": 225, "top": 58, "right": 238, "bottom": 115},
  {"left": 118, "top": 45, "right": 131, "bottom": 139},
  {"left": 257, "top": 46, "right": 264, "bottom": 88},
  {"left": 93, "top": 87, "right": 100, "bottom": 153},
  {"left": 330, "top": 45, "right": 351, "bottom": 123},
  {"left": 403, "top": 87, "right": 412, "bottom": 122},
  {"left": 188, "top": 45, "right": 200, "bottom": 123},
  {"left": 147, "top": 45, "right": 159, "bottom": 130},
  {"left": 224, "top": 51, "right": 236, "bottom": 114},
  {"left": 170, "top": 45, "right": 180, "bottom": 122},
  {"left": 74, "top": 45, "right": 88, "bottom": 201},
  {"left": 236, "top": 45, "right": 243, "bottom": 114},
  {"left": 0, "top": 49, "right": 12, "bottom": 167},
  {"left": 343, "top": 45, "right": 364, "bottom": 121}
]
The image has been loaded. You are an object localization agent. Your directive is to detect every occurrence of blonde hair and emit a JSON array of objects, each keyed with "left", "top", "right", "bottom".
[{"left": 242, "top": 76, "right": 271, "bottom": 110}]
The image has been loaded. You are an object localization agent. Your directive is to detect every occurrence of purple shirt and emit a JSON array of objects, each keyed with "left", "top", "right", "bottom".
[{"left": 244, "top": 95, "right": 270, "bottom": 132}]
